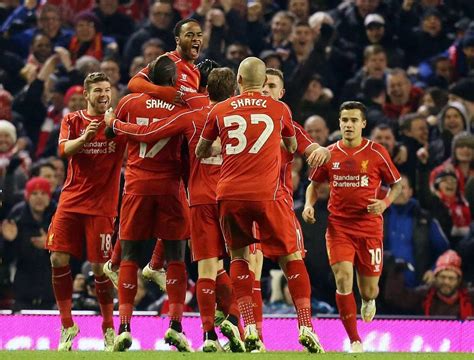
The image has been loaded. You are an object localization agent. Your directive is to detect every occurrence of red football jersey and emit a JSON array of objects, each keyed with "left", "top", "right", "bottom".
[
  {"left": 114, "top": 93, "right": 188, "bottom": 195},
  {"left": 201, "top": 92, "right": 295, "bottom": 201},
  {"left": 136, "top": 50, "right": 200, "bottom": 95},
  {"left": 113, "top": 104, "right": 218, "bottom": 206},
  {"left": 58, "top": 110, "right": 126, "bottom": 216},
  {"left": 280, "top": 121, "right": 314, "bottom": 202},
  {"left": 310, "top": 138, "right": 401, "bottom": 237}
]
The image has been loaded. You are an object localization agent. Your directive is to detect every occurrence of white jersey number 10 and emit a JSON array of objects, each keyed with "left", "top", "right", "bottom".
[{"left": 223, "top": 114, "right": 274, "bottom": 155}]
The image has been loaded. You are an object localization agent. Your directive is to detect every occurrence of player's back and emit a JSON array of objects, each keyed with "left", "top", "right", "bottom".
[
  {"left": 209, "top": 92, "right": 293, "bottom": 201},
  {"left": 115, "top": 93, "right": 184, "bottom": 195},
  {"left": 59, "top": 110, "right": 126, "bottom": 216}
]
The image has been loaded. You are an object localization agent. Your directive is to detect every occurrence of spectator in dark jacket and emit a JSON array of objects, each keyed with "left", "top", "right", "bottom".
[
  {"left": 2, "top": 177, "right": 56, "bottom": 311},
  {"left": 384, "top": 250, "right": 474, "bottom": 319}
]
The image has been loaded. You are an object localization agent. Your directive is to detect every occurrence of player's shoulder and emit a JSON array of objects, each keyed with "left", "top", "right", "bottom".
[
  {"left": 327, "top": 141, "right": 339, "bottom": 152},
  {"left": 64, "top": 110, "right": 85, "bottom": 123},
  {"left": 367, "top": 139, "right": 390, "bottom": 156},
  {"left": 167, "top": 51, "right": 181, "bottom": 64}
]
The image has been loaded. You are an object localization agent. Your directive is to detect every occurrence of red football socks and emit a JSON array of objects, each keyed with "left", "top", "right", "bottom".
[
  {"left": 111, "top": 240, "right": 121, "bottom": 269},
  {"left": 52, "top": 265, "right": 73, "bottom": 328},
  {"left": 149, "top": 239, "right": 165, "bottom": 270},
  {"left": 95, "top": 274, "right": 115, "bottom": 332},
  {"left": 285, "top": 260, "right": 313, "bottom": 329},
  {"left": 335, "top": 291, "right": 361, "bottom": 343},
  {"left": 196, "top": 278, "right": 216, "bottom": 332},
  {"left": 230, "top": 258, "right": 255, "bottom": 327},
  {"left": 253, "top": 279, "right": 263, "bottom": 339},
  {"left": 118, "top": 260, "right": 138, "bottom": 327},
  {"left": 166, "top": 261, "right": 187, "bottom": 323},
  {"left": 216, "top": 269, "right": 243, "bottom": 337}
]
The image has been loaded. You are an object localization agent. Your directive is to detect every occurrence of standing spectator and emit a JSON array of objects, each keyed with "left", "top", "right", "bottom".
[
  {"left": 30, "top": 160, "right": 61, "bottom": 202},
  {"left": 304, "top": 115, "right": 330, "bottom": 146},
  {"left": 383, "top": 174, "right": 449, "bottom": 288},
  {"left": 123, "top": 0, "right": 177, "bottom": 71},
  {"left": 290, "top": 22, "right": 313, "bottom": 64},
  {"left": 93, "top": 0, "right": 135, "bottom": 54},
  {"left": 141, "top": 38, "right": 166, "bottom": 65},
  {"left": 384, "top": 250, "right": 474, "bottom": 319},
  {"left": 288, "top": 0, "right": 310, "bottom": 23},
  {"left": 384, "top": 68, "right": 424, "bottom": 120},
  {"left": 371, "top": 124, "right": 407, "bottom": 167},
  {"left": 362, "top": 77, "right": 391, "bottom": 135},
  {"left": 2, "top": 177, "right": 56, "bottom": 311},
  {"left": 100, "top": 58, "right": 125, "bottom": 108}
]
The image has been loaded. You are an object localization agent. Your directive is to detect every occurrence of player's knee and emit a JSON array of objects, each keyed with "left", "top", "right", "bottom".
[
  {"left": 90, "top": 262, "right": 104, "bottom": 276},
  {"left": 334, "top": 271, "right": 352, "bottom": 292},
  {"left": 50, "top": 252, "right": 69, "bottom": 267},
  {"left": 360, "top": 285, "right": 379, "bottom": 300},
  {"left": 198, "top": 258, "right": 219, "bottom": 279}
]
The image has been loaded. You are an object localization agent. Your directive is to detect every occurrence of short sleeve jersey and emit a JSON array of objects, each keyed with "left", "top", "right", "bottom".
[
  {"left": 201, "top": 92, "right": 295, "bottom": 201},
  {"left": 137, "top": 50, "right": 200, "bottom": 94},
  {"left": 310, "top": 138, "right": 401, "bottom": 236},
  {"left": 58, "top": 110, "right": 127, "bottom": 216},
  {"left": 114, "top": 93, "right": 186, "bottom": 195},
  {"left": 280, "top": 121, "right": 314, "bottom": 201},
  {"left": 113, "top": 105, "right": 219, "bottom": 206}
]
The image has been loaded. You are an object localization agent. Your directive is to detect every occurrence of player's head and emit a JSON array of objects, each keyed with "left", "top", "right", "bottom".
[
  {"left": 83, "top": 72, "right": 111, "bottom": 115},
  {"left": 197, "top": 59, "right": 221, "bottom": 89},
  {"left": 207, "top": 67, "right": 236, "bottom": 102},
  {"left": 339, "top": 101, "right": 367, "bottom": 142},
  {"left": 174, "top": 18, "right": 202, "bottom": 62},
  {"left": 149, "top": 54, "right": 177, "bottom": 86},
  {"left": 263, "top": 68, "right": 285, "bottom": 100},
  {"left": 237, "top": 57, "right": 266, "bottom": 91}
]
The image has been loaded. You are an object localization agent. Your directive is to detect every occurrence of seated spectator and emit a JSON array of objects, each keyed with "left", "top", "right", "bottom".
[
  {"left": 30, "top": 160, "right": 61, "bottom": 202},
  {"left": 123, "top": 0, "right": 177, "bottom": 71},
  {"left": 1, "top": 177, "right": 56, "bottom": 311},
  {"left": 384, "top": 250, "right": 473, "bottom": 319},
  {"left": 304, "top": 115, "right": 329, "bottom": 146},
  {"left": 383, "top": 174, "right": 449, "bottom": 288},
  {"left": 68, "top": 11, "right": 118, "bottom": 63},
  {"left": 429, "top": 102, "right": 470, "bottom": 166},
  {"left": 341, "top": 45, "right": 388, "bottom": 103},
  {"left": 384, "top": 68, "right": 424, "bottom": 120}
]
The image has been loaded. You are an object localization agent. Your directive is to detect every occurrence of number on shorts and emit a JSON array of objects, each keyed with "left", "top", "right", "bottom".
[
  {"left": 223, "top": 114, "right": 274, "bottom": 155},
  {"left": 100, "top": 233, "right": 112, "bottom": 252},
  {"left": 136, "top": 117, "right": 170, "bottom": 158},
  {"left": 368, "top": 248, "right": 382, "bottom": 265}
]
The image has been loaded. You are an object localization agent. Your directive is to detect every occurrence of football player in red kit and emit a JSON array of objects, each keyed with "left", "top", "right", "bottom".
[
  {"left": 303, "top": 101, "right": 402, "bottom": 353},
  {"left": 46, "top": 72, "right": 126, "bottom": 351},
  {"left": 196, "top": 57, "right": 324, "bottom": 353}
]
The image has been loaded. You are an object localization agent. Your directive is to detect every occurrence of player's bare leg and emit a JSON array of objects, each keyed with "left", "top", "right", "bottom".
[
  {"left": 332, "top": 261, "right": 363, "bottom": 352},
  {"left": 163, "top": 239, "right": 192, "bottom": 352},
  {"left": 114, "top": 240, "right": 144, "bottom": 351},
  {"left": 279, "top": 252, "right": 324, "bottom": 353},
  {"left": 90, "top": 262, "right": 116, "bottom": 351},
  {"left": 143, "top": 238, "right": 166, "bottom": 291},
  {"left": 248, "top": 248, "right": 265, "bottom": 352},
  {"left": 51, "top": 251, "right": 79, "bottom": 351},
  {"left": 356, "top": 273, "right": 379, "bottom": 323}
]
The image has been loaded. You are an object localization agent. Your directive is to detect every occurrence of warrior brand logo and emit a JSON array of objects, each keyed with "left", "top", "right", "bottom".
[
  {"left": 236, "top": 275, "right": 250, "bottom": 280},
  {"left": 201, "top": 289, "right": 215, "bottom": 294},
  {"left": 287, "top": 274, "right": 300, "bottom": 280},
  {"left": 166, "top": 279, "right": 178, "bottom": 285},
  {"left": 332, "top": 162, "right": 340, "bottom": 170},
  {"left": 122, "top": 283, "right": 136, "bottom": 290}
]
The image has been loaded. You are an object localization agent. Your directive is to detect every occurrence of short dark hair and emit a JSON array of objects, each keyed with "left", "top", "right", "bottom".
[
  {"left": 373, "top": 123, "right": 393, "bottom": 133},
  {"left": 83, "top": 72, "right": 110, "bottom": 91},
  {"left": 207, "top": 68, "right": 236, "bottom": 102},
  {"left": 362, "top": 77, "right": 385, "bottom": 99},
  {"left": 141, "top": 38, "right": 164, "bottom": 53},
  {"left": 173, "top": 18, "right": 200, "bottom": 37},
  {"left": 31, "top": 160, "right": 56, "bottom": 177},
  {"left": 339, "top": 101, "right": 367, "bottom": 119},
  {"left": 149, "top": 55, "right": 176, "bottom": 86},
  {"left": 363, "top": 44, "right": 386, "bottom": 62},
  {"left": 266, "top": 68, "right": 284, "bottom": 84},
  {"left": 399, "top": 112, "right": 426, "bottom": 132}
]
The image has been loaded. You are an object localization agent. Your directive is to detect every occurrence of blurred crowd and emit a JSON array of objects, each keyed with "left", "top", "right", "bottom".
[{"left": 0, "top": 0, "right": 473, "bottom": 319}]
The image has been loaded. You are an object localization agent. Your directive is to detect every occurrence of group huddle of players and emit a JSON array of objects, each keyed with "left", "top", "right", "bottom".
[{"left": 45, "top": 18, "right": 402, "bottom": 354}]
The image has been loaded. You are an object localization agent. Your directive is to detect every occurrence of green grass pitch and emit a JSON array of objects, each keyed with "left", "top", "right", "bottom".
[{"left": 1, "top": 352, "right": 473, "bottom": 359}]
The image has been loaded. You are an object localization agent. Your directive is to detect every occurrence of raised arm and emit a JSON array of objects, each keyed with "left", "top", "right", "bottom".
[{"left": 59, "top": 121, "right": 100, "bottom": 158}]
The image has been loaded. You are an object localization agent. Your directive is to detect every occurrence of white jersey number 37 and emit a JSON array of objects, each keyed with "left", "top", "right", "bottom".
[{"left": 223, "top": 114, "right": 274, "bottom": 155}]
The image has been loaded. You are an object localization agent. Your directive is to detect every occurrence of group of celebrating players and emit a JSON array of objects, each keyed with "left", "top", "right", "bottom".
[{"left": 45, "top": 17, "right": 402, "bottom": 354}]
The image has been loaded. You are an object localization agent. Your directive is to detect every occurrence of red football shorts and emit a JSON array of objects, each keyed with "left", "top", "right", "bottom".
[
  {"left": 326, "top": 222, "right": 383, "bottom": 276},
  {"left": 190, "top": 204, "right": 226, "bottom": 261},
  {"left": 119, "top": 192, "right": 190, "bottom": 241},
  {"left": 218, "top": 199, "right": 299, "bottom": 258},
  {"left": 46, "top": 208, "right": 114, "bottom": 263}
]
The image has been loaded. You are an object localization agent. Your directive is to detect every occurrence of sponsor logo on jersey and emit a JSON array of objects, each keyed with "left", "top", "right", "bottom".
[{"left": 332, "top": 174, "right": 369, "bottom": 188}]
